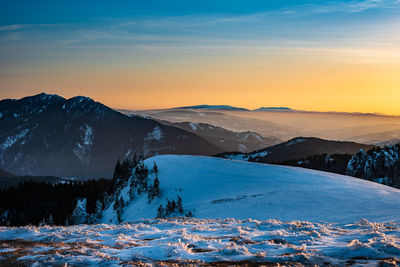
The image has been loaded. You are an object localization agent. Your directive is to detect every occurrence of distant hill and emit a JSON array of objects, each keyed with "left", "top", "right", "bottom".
[
  {"left": 0, "top": 93, "right": 222, "bottom": 178},
  {"left": 217, "top": 137, "right": 374, "bottom": 163},
  {"left": 254, "top": 107, "right": 293, "bottom": 112},
  {"left": 173, "top": 105, "right": 249, "bottom": 111},
  {"left": 158, "top": 121, "right": 281, "bottom": 153},
  {"left": 131, "top": 109, "right": 300, "bottom": 140}
]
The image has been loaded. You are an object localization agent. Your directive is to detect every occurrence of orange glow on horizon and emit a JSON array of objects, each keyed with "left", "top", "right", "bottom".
[{"left": 1, "top": 47, "right": 399, "bottom": 115}]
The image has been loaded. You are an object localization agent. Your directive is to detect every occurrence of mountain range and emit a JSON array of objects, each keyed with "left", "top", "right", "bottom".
[
  {"left": 0, "top": 93, "right": 222, "bottom": 178},
  {"left": 156, "top": 120, "right": 281, "bottom": 153},
  {"left": 132, "top": 106, "right": 400, "bottom": 145},
  {"left": 173, "top": 105, "right": 250, "bottom": 111}
]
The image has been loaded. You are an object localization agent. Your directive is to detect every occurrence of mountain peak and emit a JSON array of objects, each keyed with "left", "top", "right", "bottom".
[
  {"left": 68, "top": 96, "right": 95, "bottom": 104},
  {"left": 20, "top": 92, "right": 65, "bottom": 103}
]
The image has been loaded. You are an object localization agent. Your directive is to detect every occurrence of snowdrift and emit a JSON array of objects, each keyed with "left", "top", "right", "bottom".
[{"left": 103, "top": 155, "right": 400, "bottom": 224}]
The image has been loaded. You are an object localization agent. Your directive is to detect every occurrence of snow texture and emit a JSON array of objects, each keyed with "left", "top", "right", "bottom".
[
  {"left": 146, "top": 126, "right": 163, "bottom": 141},
  {"left": 72, "top": 124, "right": 93, "bottom": 164},
  {"left": 188, "top": 122, "right": 198, "bottom": 131},
  {"left": 0, "top": 129, "right": 29, "bottom": 152},
  {"left": 285, "top": 138, "right": 306, "bottom": 146},
  {"left": 1, "top": 218, "right": 400, "bottom": 266}
]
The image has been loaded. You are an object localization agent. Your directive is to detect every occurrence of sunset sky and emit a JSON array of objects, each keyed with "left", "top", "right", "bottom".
[{"left": 0, "top": 0, "right": 399, "bottom": 113}]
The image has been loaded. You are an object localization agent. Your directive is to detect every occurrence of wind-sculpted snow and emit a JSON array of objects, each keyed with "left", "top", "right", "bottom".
[{"left": 1, "top": 218, "right": 400, "bottom": 266}]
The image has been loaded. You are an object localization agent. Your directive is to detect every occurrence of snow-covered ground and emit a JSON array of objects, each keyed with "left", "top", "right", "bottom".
[
  {"left": 104, "top": 155, "right": 400, "bottom": 224},
  {"left": 1, "top": 218, "right": 400, "bottom": 266},
  {"left": 2, "top": 155, "right": 400, "bottom": 265}
]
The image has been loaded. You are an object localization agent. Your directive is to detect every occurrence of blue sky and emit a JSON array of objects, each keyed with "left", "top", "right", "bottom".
[{"left": 0, "top": 1, "right": 399, "bottom": 113}]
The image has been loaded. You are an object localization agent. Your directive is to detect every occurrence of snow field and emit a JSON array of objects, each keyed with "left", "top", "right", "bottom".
[{"left": 1, "top": 218, "right": 400, "bottom": 265}]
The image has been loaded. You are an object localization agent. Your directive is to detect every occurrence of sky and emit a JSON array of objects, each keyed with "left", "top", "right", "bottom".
[{"left": 0, "top": 0, "right": 399, "bottom": 113}]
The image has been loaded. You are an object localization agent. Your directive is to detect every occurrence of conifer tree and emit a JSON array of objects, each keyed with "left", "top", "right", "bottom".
[
  {"left": 157, "top": 204, "right": 165, "bottom": 218},
  {"left": 186, "top": 210, "right": 194, "bottom": 217},
  {"left": 152, "top": 161, "right": 158, "bottom": 174},
  {"left": 148, "top": 177, "right": 161, "bottom": 202},
  {"left": 177, "top": 196, "right": 183, "bottom": 214}
]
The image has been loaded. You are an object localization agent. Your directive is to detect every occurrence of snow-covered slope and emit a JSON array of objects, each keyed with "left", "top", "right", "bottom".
[{"left": 104, "top": 155, "right": 400, "bottom": 224}]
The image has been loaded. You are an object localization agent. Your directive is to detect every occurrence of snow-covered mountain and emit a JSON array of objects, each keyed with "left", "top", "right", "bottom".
[
  {"left": 158, "top": 121, "right": 281, "bottom": 153},
  {"left": 218, "top": 137, "right": 374, "bottom": 163},
  {"left": 0, "top": 93, "right": 222, "bottom": 178},
  {"left": 98, "top": 155, "right": 400, "bottom": 224}
]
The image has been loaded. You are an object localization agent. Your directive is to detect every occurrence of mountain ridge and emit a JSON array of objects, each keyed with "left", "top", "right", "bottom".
[
  {"left": 218, "top": 136, "right": 374, "bottom": 163},
  {"left": 0, "top": 93, "right": 223, "bottom": 178}
]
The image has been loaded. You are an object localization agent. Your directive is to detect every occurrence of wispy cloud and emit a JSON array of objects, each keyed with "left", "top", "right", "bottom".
[
  {"left": 0, "top": 24, "right": 30, "bottom": 31},
  {"left": 308, "top": 0, "right": 400, "bottom": 14}
]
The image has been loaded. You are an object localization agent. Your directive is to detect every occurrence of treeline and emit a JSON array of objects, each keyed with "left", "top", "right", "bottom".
[
  {"left": 157, "top": 196, "right": 193, "bottom": 218},
  {"left": 280, "top": 144, "right": 400, "bottom": 189},
  {"left": 0, "top": 179, "right": 113, "bottom": 226},
  {"left": 0, "top": 175, "right": 63, "bottom": 188},
  {"left": 280, "top": 154, "right": 352, "bottom": 175},
  {"left": 0, "top": 155, "right": 150, "bottom": 226},
  {"left": 0, "top": 154, "right": 189, "bottom": 226}
]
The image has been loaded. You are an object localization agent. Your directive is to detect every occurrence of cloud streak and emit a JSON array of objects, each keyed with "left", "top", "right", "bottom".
[{"left": 0, "top": 24, "right": 30, "bottom": 31}]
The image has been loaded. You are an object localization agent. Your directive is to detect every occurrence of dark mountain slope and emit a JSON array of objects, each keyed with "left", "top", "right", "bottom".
[
  {"left": 217, "top": 137, "right": 374, "bottom": 163},
  {"left": 0, "top": 93, "right": 222, "bottom": 178}
]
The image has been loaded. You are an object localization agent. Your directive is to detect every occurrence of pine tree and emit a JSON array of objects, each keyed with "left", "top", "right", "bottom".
[
  {"left": 113, "top": 197, "right": 124, "bottom": 223},
  {"left": 133, "top": 156, "right": 149, "bottom": 193},
  {"left": 157, "top": 205, "right": 165, "bottom": 218},
  {"left": 186, "top": 210, "right": 193, "bottom": 217},
  {"left": 177, "top": 196, "right": 183, "bottom": 214},
  {"left": 147, "top": 177, "right": 161, "bottom": 202},
  {"left": 95, "top": 200, "right": 103, "bottom": 221},
  {"left": 152, "top": 161, "right": 158, "bottom": 174}
]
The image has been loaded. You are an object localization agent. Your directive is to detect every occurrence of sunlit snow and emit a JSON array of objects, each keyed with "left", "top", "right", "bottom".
[{"left": 1, "top": 218, "right": 400, "bottom": 265}]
